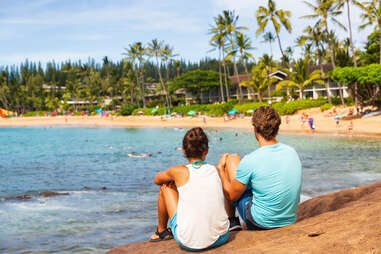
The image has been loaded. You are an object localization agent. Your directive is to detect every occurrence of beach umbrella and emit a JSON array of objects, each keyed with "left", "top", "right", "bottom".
[
  {"left": 228, "top": 109, "right": 238, "bottom": 115},
  {"left": 95, "top": 108, "right": 102, "bottom": 113},
  {"left": 247, "top": 109, "right": 254, "bottom": 113},
  {"left": 187, "top": 110, "right": 196, "bottom": 116},
  {"left": 151, "top": 108, "right": 158, "bottom": 113},
  {"left": 138, "top": 110, "right": 144, "bottom": 115}
]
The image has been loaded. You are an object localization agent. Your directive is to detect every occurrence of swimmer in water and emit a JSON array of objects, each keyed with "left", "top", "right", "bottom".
[{"left": 128, "top": 153, "right": 152, "bottom": 158}]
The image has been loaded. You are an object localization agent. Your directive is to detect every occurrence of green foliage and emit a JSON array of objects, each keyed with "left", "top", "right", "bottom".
[
  {"left": 170, "top": 70, "right": 223, "bottom": 94},
  {"left": 23, "top": 111, "right": 47, "bottom": 117},
  {"left": 120, "top": 104, "right": 138, "bottom": 116},
  {"left": 131, "top": 99, "right": 327, "bottom": 117},
  {"left": 271, "top": 99, "right": 326, "bottom": 115},
  {"left": 233, "top": 102, "right": 268, "bottom": 113},
  {"left": 332, "top": 64, "right": 381, "bottom": 107},
  {"left": 320, "top": 103, "right": 334, "bottom": 111}
]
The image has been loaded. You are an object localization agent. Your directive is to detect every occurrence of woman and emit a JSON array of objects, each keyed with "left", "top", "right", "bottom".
[{"left": 150, "top": 127, "right": 229, "bottom": 251}]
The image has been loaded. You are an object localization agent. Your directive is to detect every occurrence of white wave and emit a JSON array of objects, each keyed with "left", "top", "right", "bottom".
[{"left": 300, "top": 194, "right": 312, "bottom": 203}]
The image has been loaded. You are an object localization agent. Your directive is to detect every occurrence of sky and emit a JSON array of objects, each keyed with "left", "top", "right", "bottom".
[{"left": 0, "top": 0, "right": 374, "bottom": 66}]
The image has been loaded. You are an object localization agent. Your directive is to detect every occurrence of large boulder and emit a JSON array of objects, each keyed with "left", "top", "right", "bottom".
[{"left": 107, "top": 182, "right": 381, "bottom": 254}]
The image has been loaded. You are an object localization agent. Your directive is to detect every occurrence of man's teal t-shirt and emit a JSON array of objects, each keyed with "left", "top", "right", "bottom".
[{"left": 236, "top": 143, "right": 302, "bottom": 228}]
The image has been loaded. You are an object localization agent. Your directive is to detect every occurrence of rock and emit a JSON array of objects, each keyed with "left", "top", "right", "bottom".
[
  {"left": 82, "top": 186, "right": 91, "bottom": 190},
  {"left": 39, "top": 191, "right": 69, "bottom": 197},
  {"left": 100, "top": 186, "right": 107, "bottom": 190},
  {"left": 107, "top": 181, "right": 381, "bottom": 254},
  {"left": 11, "top": 195, "right": 32, "bottom": 200}
]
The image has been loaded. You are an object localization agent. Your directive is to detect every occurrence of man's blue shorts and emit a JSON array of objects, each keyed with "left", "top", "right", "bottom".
[
  {"left": 232, "top": 189, "right": 268, "bottom": 230},
  {"left": 169, "top": 213, "right": 229, "bottom": 252}
]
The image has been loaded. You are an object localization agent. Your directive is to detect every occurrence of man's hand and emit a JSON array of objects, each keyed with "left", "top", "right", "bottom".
[{"left": 217, "top": 153, "right": 229, "bottom": 173}]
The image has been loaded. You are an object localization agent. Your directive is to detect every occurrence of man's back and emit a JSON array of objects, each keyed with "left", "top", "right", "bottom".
[{"left": 236, "top": 143, "right": 302, "bottom": 228}]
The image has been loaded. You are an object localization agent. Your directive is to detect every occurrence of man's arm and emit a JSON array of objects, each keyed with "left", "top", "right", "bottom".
[{"left": 217, "top": 154, "right": 247, "bottom": 202}]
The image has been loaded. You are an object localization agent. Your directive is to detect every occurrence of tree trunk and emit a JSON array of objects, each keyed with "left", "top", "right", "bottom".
[
  {"left": 320, "top": 56, "right": 331, "bottom": 104},
  {"left": 218, "top": 49, "right": 225, "bottom": 102},
  {"left": 222, "top": 49, "right": 230, "bottom": 100},
  {"left": 326, "top": 25, "right": 344, "bottom": 106},
  {"left": 156, "top": 57, "right": 170, "bottom": 107},
  {"left": 379, "top": 22, "right": 381, "bottom": 64},
  {"left": 275, "top": 32, "right": 285, "bottom": 64},
  {"left": 140, "top": 67, "right": 146, "bottom": 108},
  {"left": 233, "top": 57, "right": 243, "bottom": 102},
  {"left": 165, "top": 64, "right": 172, "bottom": 107},
  {"left": 347, "top": 0, "right": 359, "bottom": 112},
  {"left": 258, "top": 90, "right": 263, "bottom": 102}
]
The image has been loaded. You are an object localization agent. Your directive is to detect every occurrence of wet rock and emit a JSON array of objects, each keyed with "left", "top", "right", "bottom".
[
  {"left": 39, "top": 191, "right": 69, "bottom": 197},
  {"left": 82, "top": 186, "right": 91, "bottom": 190},
  {"left": 100, "top": 186, "right": 107, "bottom": 190},
  {"left": 4, "top": 195, "right": 32, "bottom": 201}
]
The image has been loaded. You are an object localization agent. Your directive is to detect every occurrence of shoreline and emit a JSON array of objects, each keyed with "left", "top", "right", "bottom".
[{"left": 1, "top": 112, "right": 381, "bottom": 138}]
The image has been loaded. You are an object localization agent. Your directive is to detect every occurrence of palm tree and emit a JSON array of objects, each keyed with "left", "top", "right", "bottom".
[
  {"left": 222, "top": 10, "right": 248, "bottom": 102},
  {"left": 236, "top": 33, "right": 255, "bottom": 75},
  {"left": 262, "top": 32, "right": 276, "bottom": 57},
  {"left": 256, "top": 0, "right": 292, "bottom": 62},
  {"left": 298, "top": 24, "right": 332, "bottom": 103},
  {"left": 209, "top": 38, "right": 226, "bottom": 102},
  {"left": 302, "top": 0, "right": 346, "bottom": 68},
  {"left": 277, "top": 58, "right": 324, "bottom": 99},
  {"left": 133, "top": 42, "right": 147, "bottom": 108},
  {"left": 240, "top": 64, "right": 278, "bottom": 102},
  {"left": 162, "top": 44, "right": 178, "bottom": 107},
  {"left": 210, "top": 14, "right": 230, "bottom": 100},
  {"left": 123, "top": 43, "right": 146, "bottom": 107},
  {"left": 147, "top": 39, "right": 170, "bottom": 107},
  {"left": 335, "top": 0, "right": 358, "bottom": 67},
  {"left": 302, "top": 0, "right": 347, "bottom": 105},
  {"left": 356, "top": 0, "right": 381, "bottom": 64},
  {"left": 259, "top": 54, "right": 277, "bottom": 100}
]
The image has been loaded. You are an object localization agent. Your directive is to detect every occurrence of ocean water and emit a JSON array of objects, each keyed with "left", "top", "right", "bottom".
[{"left": 1, "top": 127, "right": 381, "bottom": 253}]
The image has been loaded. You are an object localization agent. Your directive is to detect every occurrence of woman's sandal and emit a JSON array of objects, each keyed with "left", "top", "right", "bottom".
[{"left": 149, "top": 228, "right": 174, "bottom": 242}]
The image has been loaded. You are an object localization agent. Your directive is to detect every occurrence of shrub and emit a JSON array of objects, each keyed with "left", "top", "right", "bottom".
[
  {"left": 23, "top": 111, "right": 47, "bottom": 117},
  {"left": 120, "top": 104, "right": 138, "bottom": 116},
  {"left": 129, "top": 98, "right": 329, "bottom": 117},
  {"left": 320, "top": 103, "right": 334, "bottom": 111}
]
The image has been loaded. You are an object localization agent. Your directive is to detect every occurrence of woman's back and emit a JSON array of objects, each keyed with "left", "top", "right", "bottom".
[{"left": 176, "top": 164, "right": 229, "bottom": 249}]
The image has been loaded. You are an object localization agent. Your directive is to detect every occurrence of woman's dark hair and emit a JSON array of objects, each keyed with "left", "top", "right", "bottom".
[
  {"left": 182, "top": 127, "right": 209, "bottom": 159},
  {"left": 252, "top": 106, "right": 281, "bottom": 141}
]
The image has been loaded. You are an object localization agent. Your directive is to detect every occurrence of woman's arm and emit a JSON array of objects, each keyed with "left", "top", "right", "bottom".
[
  {"left": 154, "top": 170, "right": 174, "bottom": 185},
  {"left": 154, "top": 165, "right": 189, "bottom": 186}
]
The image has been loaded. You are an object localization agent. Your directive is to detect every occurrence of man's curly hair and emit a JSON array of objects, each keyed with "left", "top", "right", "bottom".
[{"left": 251, "top": 106, "right": 281, "bottom": 140}]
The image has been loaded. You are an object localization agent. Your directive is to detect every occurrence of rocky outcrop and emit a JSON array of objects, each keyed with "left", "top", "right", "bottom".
[
  {"left": 107, "top": 182, "right": 381, "bottom": 254},
  {"left": 38, "top": 191, "right": 69, "bottom": 197}
]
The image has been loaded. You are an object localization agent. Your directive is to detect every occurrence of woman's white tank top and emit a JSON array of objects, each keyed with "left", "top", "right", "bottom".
[{"left": 176, "top": 163, "right": 229, "bottom": 249}]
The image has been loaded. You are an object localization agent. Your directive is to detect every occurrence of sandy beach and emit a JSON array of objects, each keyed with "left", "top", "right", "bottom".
[{"left": 1, "top": 107, "right": 380, "bottom": 137}]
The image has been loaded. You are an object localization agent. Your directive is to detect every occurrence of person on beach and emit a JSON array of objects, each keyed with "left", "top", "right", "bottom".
[
  {"left": 308, "top": 115, "right": 315, "bottom": 132},
  {"left": 150, "top": 127, "right": 229, "bottom": 251},
  {"left": 216, "top": 106, "right": 302, "bottom": 231}
]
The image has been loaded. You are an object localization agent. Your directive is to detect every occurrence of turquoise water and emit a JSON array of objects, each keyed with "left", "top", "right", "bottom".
[{"left": 1, "top": 127, "right": 381, "bottom": 253}]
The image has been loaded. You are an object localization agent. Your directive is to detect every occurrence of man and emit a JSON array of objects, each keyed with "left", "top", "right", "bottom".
[{"left": 217, "top": 106, "right": 302, "bottom": 231}]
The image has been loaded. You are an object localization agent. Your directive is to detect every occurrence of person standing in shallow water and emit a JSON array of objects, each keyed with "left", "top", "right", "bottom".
[
  {"left": 150, "top": 127, "right": 229, "bottom": 251},
  {"left": 216, "top": 106, "right": 302, "bottom": 231}
]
